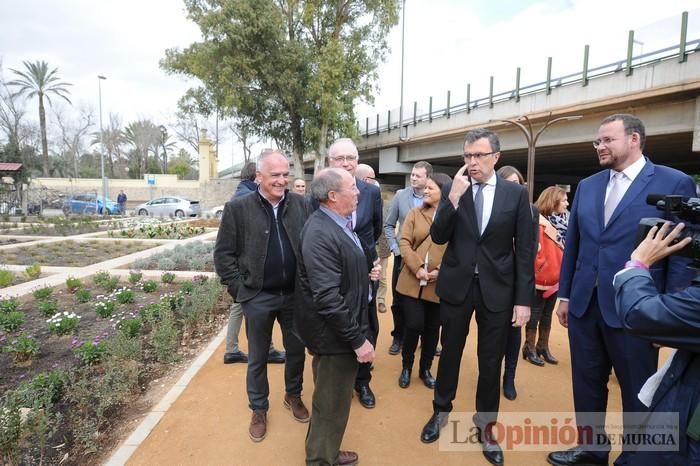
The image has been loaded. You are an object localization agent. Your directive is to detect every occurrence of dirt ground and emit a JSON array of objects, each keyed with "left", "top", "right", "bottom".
[{"left": 127, "top": 260, "right": 668, "bottom": 466}]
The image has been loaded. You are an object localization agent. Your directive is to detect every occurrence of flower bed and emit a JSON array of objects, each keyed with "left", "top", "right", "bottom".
[
  {"left": 0, "top": 267, "right": 50, "bottom": 290},
  {"left": 186, "top": 218, "right": 220, "bottom": 228},
  {"left": 131, "top": 241, "right": 214, "bottom": 271},
  {"left": 0, "top": 273, "right": 228, "bottom": 465},
  {"left": 0, "top": 240, "right": 159, "bottom": 267},
  {"left": 110, "top": 222, "right": 206, "bottom": 240}
]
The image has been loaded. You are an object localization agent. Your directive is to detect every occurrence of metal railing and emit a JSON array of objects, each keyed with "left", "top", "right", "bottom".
[{"left": 358, "top": 12, "right": 698, "bottom": 137}]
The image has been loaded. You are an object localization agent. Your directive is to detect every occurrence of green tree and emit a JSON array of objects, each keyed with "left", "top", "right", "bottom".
[
  {"left": 8, "top": 60, "right": 72, "bottom": 176},
  {"left": 162, "top": 0, "right": 399, "bottom": 176},
  {"left": 168, "top": 148, "right": 198, "bottom": 179},
  {"left": 123, "top": 119, "right": 161, "bottom": 179}
]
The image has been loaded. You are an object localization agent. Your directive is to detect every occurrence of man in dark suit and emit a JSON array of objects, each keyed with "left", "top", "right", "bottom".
[
  {"left": 420, "top": 128, "right": 534, "bottom": 466},
  {"left": 326, "top": 137, "right": 383, "bottom": 409},
  {"left": 296, "top": 167, "right": 379, "bottom": 466},
  {"left": 548, "top": 114, "right": 697, "bottom": 466},
  {"left": 613, "top": 221, "right": 699, "bottom": 466}
]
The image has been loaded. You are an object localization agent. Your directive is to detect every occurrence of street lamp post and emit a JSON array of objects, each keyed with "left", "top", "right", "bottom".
[
  {"left": 398, "top": 0, "right": 406, "bottom": 140},
  {"left": 494, "top": 114, "right": 582, "bottom": 202},
  {"left": 97, "top": 75, "right": 107, "bottom": 214}
]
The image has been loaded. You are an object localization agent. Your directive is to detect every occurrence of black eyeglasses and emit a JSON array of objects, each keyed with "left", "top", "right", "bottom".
[{"left": 463, "top": 152, "right": 497, "bottom": 160}]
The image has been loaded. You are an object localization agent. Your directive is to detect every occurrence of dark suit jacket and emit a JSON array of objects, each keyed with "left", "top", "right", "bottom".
[
  {"left": 354, "top": 178, "right": 383, "bottom": 251},
  {"left": 296, "top": 210, "right": 371, "bottom": 354},
  {"left": 559, "top": 159, "right": 696, "bottom": 327},
  {"left": 431, "top": 176, "right": 535, "bottom": 311},
  {"left": 614, "top": 268, "right": 700, "bottom": 463}
]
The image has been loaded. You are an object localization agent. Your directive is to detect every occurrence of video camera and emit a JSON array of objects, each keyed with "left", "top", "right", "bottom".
[{"left": 637, "top": 194, "right": 700, "bottom": 266}]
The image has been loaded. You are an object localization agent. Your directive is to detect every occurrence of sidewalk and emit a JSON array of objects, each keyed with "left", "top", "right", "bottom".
[{"left": 112, "top": 280, "right": 626, "bottom": 466}]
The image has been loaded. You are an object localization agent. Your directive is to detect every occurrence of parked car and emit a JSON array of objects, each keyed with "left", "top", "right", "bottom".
[
  {"left": 135, "top": 196, "right": 201, "bottom": 218},
  {"left": 62, "top": 194, "right": 122, "bottom": 215},
  {"left": 205, "top": 204, "right": 225, "bottom": 218}
]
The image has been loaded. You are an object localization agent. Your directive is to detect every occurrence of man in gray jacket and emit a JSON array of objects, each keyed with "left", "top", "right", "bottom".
[
  {"left": 383, "top": 161, "right": 432, "bottom": 354},
  {"left": 214, "top": 150, "right": 309, "bottom": 443}
]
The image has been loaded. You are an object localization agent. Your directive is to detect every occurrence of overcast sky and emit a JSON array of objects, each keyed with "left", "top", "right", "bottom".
[{"left": 1, "top": 0, "right": 699, "bottom": 170}]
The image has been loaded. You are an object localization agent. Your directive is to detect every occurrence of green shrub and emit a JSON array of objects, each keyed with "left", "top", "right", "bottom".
[
  {"left": 2, "top": 333, "right": 40, "bottom": 363},
  {"left": 141, "top": 280, "right": 157, "bottom": 293},
  {"left": 23, "top": 264, "right": 41, "bottom": 279},
  {"left": 106, "top": 332, "right": 142, "bottom": 361},
  {"left": 128, "top": 270, "right": 143, "bottom": 285},
  {"left": 0, "top": 311, "right": 25, "bottom": 332},
  {"left": 0, "top": 297, "right": 19, "bottom": 313},
  {"left": 75, "top": 287, "right": 91, "bottom": 303},
  {"left": 73, "top": 340, "right": 107, "bottom": 365},
  {"left": 139, "top": 302, "right": 166, "bottom": 324},
  {"left": 151, "top": 309, "right": 178, "bottom": 363},
  {"left": 15, "top": 370, "right": 65, "bottom": 408},
  {"left": 94, "top": 298, "right": 116, "bottom": 318},
  {"left": 161, "top": 271, "right": 176, "bottom": 283},
  {"left": 114, "top": 287, "right": 135, "bottom": 304},
  {"left": 65, "top": 276, "right": 82, "bottom": 292},
  {"left": 37, "top": 299, "right": 59, "bottom": 317},
  {"left": 0, "top": 269, "right": 15, "bottom": 287},
  {"left": 92, "top": 271, "right": 110, "bottom": 286},
  {"left": 47, "top": 312, "right": 80, "bottom": 336},
  {"left": 102, "top": 276, "right": 120, "bottom": 292},
  {"left": 116, "top": 318, "right": 142, "bottom": 338},
  {"left": 32, "top": 286, "right": 53, "bottom": 300},
  {"left": 179, "top": 281, "right": 195, "bottom": 294}
]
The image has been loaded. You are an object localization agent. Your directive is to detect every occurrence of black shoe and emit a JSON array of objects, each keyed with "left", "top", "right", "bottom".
[
  {"left": 268, "top": 348, "right": 286, "bottom": 364},
  {"left": 434, "top": 346, "right": 442, "bottom": 357},
  {"left": 547, "top": 448, "right": 607, "bottom": 465},
  {"left": 522, "top": 347, "right": 545, "bottom": 366},
  {"left": 482, "top": 439, "right": 504, "bottom": 466},
  {"left": 389, "top": 338, "right": 401, "bottom": 355},
  {"left": 503, "top": 375, "right": 517, "bottom": 400},
  {"left": 472, "top": 415, "right": 504, "bottom": 466},
  {"left": 223, "top": 351, "right": 248, "bottom": 364},
  {"left": 420, "top": 412, "right": 448, "bottom": 443},
  {"left": 398, "top": 368, "right": 411, "bottom": 388},
  {"left": 418, "top": 369, "right": 436, "bottom": 389},
  {"left": 537, "top": 347, "right": 559, "bottom": 364},
  {"left": 354, "top": 384, "right": 375, "bottom": 409}
]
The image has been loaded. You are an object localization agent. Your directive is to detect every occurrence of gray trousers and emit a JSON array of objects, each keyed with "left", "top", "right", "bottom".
[
  {"left": 225, "top": 301, "right": 277, "bottom": 354},
  {"left": 305, "top": 353, "right": 359, "bottom": 466},
  {"left": 241, "top": 291, "right": 305, "bottom": 411}
]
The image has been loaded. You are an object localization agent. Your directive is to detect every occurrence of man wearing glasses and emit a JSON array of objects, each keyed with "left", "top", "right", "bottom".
[
  {"left": 420, "top": 128, "right": 534, "bottom": 466},
  {"left": 325, "top": 138, "right": 383, "bottom": 410},
  {"left": 548, "top": 114, "right": 696, "bottom": 466}
]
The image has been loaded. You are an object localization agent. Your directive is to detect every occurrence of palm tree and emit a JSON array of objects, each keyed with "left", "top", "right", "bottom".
[{"left": 9, "top": 60, "right": 72, "bottom": 176}]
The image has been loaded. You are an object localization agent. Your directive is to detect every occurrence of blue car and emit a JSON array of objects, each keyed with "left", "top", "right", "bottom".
[{"left": 62, "top": 193, "right": 122, "bottom": 215}]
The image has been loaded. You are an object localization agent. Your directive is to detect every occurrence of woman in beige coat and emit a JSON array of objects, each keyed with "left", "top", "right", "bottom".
[{"left": 395, "top": 174, "right": 450, "bottom": 389}]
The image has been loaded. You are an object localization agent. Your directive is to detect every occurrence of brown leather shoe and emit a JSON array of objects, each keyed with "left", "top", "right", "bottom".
[
  {"left": 249, "top": 410, "right": 267, "bottom": 442},
  {"left": 337, "top": 450, "right": 359, "bottom": 466},
  {"left": 283, "top": 394, "right": 310, "bottom": 423}
]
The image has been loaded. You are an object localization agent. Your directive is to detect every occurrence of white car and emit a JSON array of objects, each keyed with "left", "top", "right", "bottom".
[
  {"left": 205, "top": 205, "right": 225, "bottom": 219},
  {"left": 135, "top": 196, "right": 201, "bottom": 218}
]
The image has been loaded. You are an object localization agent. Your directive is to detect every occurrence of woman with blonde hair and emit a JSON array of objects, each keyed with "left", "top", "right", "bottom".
[{"left": 526, "top": 186, "right": 568, "bottom": 365}]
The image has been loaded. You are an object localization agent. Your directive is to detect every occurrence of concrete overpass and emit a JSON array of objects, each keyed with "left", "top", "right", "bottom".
[{"left": 356, "top": 39, "right": 700, "bottom": 192}]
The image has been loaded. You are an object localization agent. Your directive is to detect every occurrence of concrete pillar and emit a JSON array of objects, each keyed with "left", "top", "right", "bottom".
[
  {"left": 693, "top": 96, "right": 700, "bottom": 153},
  {"left": 378, "top": 147, "right": 412, "bottom": 175},
  {"left": 198, "top": 129, "right": 219, "bottom": 183}
]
